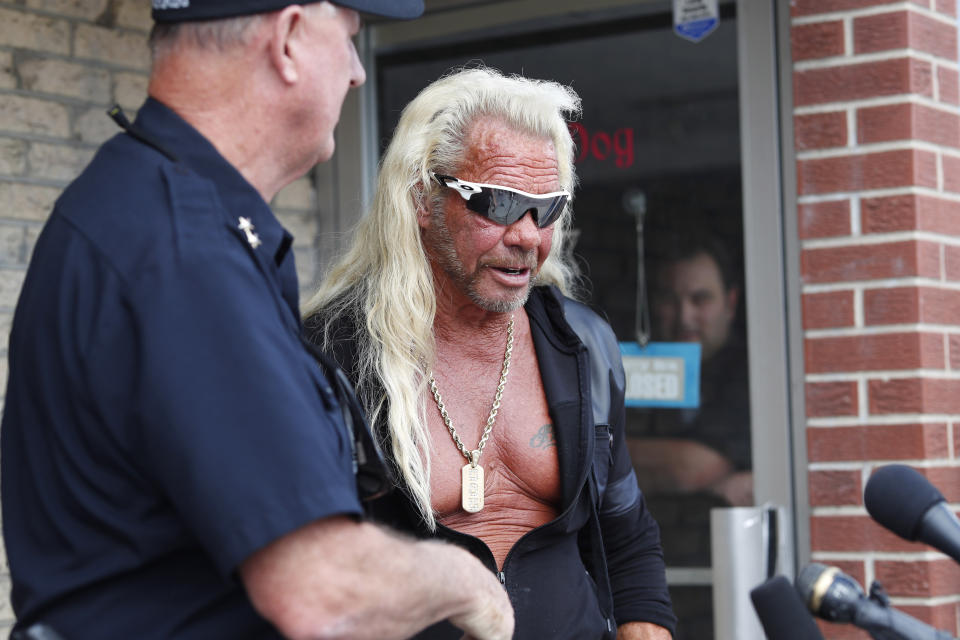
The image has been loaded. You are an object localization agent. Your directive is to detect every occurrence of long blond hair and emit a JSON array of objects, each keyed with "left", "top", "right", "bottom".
[{"left": 304, "top": 66, "right": 581, "bottom": 528}]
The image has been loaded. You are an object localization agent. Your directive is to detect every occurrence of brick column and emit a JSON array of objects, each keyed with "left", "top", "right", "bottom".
[{"left": 792, "top": 1, "right": 960, "bottom": 637}]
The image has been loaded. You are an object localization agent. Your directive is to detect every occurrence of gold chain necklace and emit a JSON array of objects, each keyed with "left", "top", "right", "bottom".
[{"left": 428, "top": 315, "right": 514, "bottom": 513}]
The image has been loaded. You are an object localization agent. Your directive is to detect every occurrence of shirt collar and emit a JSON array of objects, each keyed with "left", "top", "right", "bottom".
[{"left": 133, "top": 97, "right": 292, "bottom": 266}]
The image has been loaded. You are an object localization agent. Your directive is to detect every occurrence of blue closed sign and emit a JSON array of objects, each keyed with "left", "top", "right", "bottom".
[{"left": 619, "top": 341, "right": 701, "bottom": 408}]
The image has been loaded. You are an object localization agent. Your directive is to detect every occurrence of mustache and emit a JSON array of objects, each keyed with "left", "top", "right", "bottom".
[{"left": 482, "top": 250, "right": 538, "bottom": 270}]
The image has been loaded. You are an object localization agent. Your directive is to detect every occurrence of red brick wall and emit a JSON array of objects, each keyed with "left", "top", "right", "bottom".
[{"left": 792, "top": 1, "right": 960, "bottom": 637}]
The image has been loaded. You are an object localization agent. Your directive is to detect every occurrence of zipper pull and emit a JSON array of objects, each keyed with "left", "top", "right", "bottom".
[{"left": 497, "top": 571, "right": 506, "bottom": 586}]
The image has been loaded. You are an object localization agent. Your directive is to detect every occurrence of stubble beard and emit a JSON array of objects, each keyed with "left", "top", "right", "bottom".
[{"left": 430, "top": 210, "right": 536, "bottom": 313}]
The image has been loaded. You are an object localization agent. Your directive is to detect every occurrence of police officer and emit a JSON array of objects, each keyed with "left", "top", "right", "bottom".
[{"left": 1, "top": 2, "right": 514, "bottom": 639}]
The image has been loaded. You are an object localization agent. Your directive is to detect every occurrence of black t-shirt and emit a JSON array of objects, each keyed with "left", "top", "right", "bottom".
[{"left": 631, "top": 337, "right": 752, "bottom": 472}]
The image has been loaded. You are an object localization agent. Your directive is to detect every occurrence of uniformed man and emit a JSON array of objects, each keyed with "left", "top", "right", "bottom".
[{"left": 0, "top": 2, "right": 514, "bottom": 639}]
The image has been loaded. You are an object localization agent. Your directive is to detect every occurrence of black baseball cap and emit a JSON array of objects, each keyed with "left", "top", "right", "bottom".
[{"left": 152, "top": 0, "right": 424, "bottom": 23}]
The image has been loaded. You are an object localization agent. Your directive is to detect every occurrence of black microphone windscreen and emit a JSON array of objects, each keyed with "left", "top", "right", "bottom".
[
  {"left": 751, "top": 575, "right": 825, "bottom": 640},
  {"left": 864, "top": 464, "right": 944, "bottom": 541}
]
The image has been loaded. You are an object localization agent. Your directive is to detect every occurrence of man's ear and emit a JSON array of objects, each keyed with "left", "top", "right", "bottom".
[
  {"left": 413, "top": 183, "right": 432, "bottom": 228},
  {"left": 416, "top": 203, "right": 432, "bottom": 229},
  {"left": 724, "top": 287, "right": 739, "bottom": 320},
  {"left": 268, "top": 5, "right": 306, "bottom": 85}
]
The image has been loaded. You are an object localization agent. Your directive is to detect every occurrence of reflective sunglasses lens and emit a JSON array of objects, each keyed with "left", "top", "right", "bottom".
[
  {"left": 536, "top": 194, "right": 567, "bottom": 227},
  {"left": 479, "top": 190, "right": 565, "bottom": 228},
  {"left": 463, "top": 190, "right": 494, "bottom": 218},
  {"left": 487, "top": 190, "right": 520, "bottom": 225}
]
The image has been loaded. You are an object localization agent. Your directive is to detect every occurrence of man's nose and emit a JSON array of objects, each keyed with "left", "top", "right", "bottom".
[
  {"left": 350, "top": 41, "right": 366, "bottom": 88},
  {"left": 503, "top": 211, "right": 541, "bottom": 249}
]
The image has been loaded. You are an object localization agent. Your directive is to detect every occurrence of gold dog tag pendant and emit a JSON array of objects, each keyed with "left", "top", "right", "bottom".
[{"left": 461, "top": 454, "right": 484, "bottom": 513}]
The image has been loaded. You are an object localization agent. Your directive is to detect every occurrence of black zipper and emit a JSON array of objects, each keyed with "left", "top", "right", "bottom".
[{"left": 436, "top": 475, "right": 590, "bottom": 588}]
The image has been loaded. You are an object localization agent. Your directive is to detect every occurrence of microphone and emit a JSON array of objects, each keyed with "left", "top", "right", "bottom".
[
  {"left": 750, "top": 575, "right": 825, "bottom": 639},
  {"left": 796, "top": 563, "right": 955, "bottom": 640},
  {"left": 864, "top": 464, "right": 960, "bottom": 565}
]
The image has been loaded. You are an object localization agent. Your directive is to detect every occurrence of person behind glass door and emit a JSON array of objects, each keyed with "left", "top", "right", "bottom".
[
  {"left": 304, "top": 66, "right": 676, "bottom": 640},
  {"left": 1, "top": 3, "right": 516, "bottom": 639},
  {"left": 628, "top": 232, "right": 753, "bottom": 506}
]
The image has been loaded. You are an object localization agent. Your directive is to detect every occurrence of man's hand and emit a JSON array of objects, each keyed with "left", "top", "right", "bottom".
[
  {"left": 444, "top": 548, "right": 514, "bottom": 640},
  {"left": 240, "top": 517, "right": 514, "bottom": 640},
  {"left": 628, "top": 438, "right": 733, "bottom": 493},
  {"left": 710, "top": 470, "right": 753, "bottom": 506}
]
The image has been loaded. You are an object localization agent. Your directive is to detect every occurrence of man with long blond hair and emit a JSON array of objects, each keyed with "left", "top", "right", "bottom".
[{"left": 305, "top": 66, "right": 676, "bottom": 639}]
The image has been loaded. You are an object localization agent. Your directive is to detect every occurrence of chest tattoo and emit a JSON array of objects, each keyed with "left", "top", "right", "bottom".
[{"left": 529, "top": 423, "right": 557, "bottom": 449}]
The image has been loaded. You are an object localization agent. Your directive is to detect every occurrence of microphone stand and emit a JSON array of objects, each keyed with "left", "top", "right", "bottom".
[{"left": 858, "top": 581, "right": 956, "bottom": 640}]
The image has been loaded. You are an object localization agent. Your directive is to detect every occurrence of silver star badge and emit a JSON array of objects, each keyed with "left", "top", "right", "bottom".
[{"left": 237, "top": 217, "right": 262, "bottom": 249}]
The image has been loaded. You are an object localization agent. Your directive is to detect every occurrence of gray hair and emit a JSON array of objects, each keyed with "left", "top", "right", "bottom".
[
  {"left": 148, "top": 2, "right": 337, "bottom": 61},
  {"left": 149, "top": 14, "right": 266, "bottom": 61}
]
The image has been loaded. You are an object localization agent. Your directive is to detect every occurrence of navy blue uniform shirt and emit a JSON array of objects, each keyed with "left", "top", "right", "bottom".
[{"left": 1, "top": 98, "right": 364, "bottom": 638}]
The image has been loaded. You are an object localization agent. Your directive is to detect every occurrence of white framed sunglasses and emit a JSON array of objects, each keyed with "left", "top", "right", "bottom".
[{"left": 431, "top": 172, "right": 569, "bottom": 228}]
